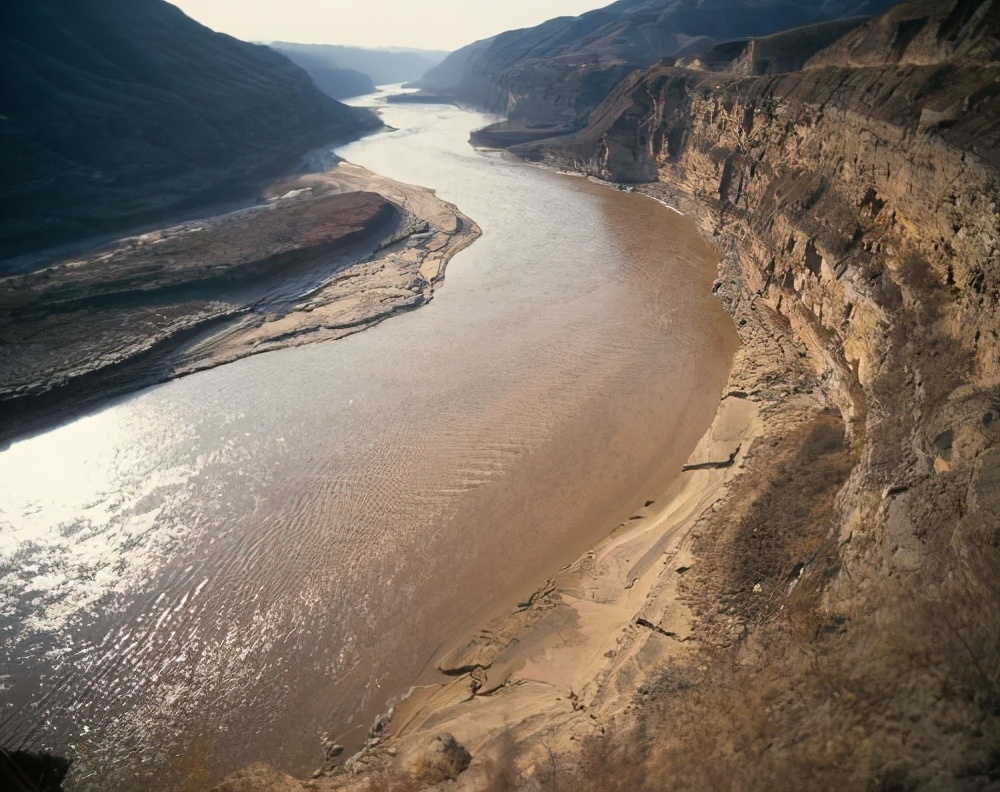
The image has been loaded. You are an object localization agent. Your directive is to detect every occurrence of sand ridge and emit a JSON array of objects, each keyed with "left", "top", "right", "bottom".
[{"left": 177, "top": 163, "right": 482, "bottom": 375}]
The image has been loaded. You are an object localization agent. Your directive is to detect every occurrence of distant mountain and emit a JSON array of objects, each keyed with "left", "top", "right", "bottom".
[
  {"left": 271, "top": 48, "right": 376, "bottom": 99},
  {"left": 269, "top": 43, "right": 448, "bottom": 87},
  {"left": 0, "top": 0, "right": 381, "bottom": 261},
  {"left": 415, "top": 0, "right": 901, "bottom": 142}
]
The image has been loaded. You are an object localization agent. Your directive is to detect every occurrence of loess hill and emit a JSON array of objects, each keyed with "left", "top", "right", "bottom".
[
  {"left": 0, "top": 0, "right": 381, "bottom": 263},
  {"left": 413, "top": 0, "right": 902, "bottom": 145}
]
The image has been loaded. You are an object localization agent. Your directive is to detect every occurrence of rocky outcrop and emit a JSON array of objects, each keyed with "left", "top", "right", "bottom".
[
  {"left": 209, "top": 763, "right": 309, "bottom": 792},
  {"left": 407, "top": 733, "right": 472, "bottom": 784},
  {"left": 415, "top": 0, "right": 899, "bottom": 144},
  {"left": 0, "top": 0, "right": 381, "bottom": 262},
  {"left": 174, "top": 3, "right": 1000, "bottom": 789},
  {"left": 725, "top": 17, "right": 876, "bottom": 75}
]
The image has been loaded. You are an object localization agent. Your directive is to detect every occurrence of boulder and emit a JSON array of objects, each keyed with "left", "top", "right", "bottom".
[{"left": 409, "top": 733, "right": 472, "bottom": 783}]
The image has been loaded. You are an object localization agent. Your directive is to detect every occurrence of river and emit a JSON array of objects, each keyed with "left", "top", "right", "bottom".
[{"left": 0, "top": 95, "right": 736, "bottom": 789}]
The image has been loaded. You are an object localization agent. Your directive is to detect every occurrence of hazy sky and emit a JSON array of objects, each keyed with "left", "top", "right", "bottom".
[{"left": 167, "top": 0, "right": 614, "bottom": 51}]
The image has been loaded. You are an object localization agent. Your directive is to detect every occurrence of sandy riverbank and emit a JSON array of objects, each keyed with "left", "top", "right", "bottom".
[
  {"left": 208, "top": 271, "right": 776, "bottom": 789},
  {"left": 0, "top": 163, "right": 479, "bottom": 445},
  {"left": 204, "top": 169, "right": 844, "bottom": 792},
  {"left": 382, "top": 392, "right": 762, "bottom": 767}
]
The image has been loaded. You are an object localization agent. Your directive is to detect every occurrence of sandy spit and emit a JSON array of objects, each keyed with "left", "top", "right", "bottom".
[
  {"left": 0, "top": 163, "right": 480, "bottom": 444},
  {"left": 176, "top": 162, "right": 482, "bottom": 375}
]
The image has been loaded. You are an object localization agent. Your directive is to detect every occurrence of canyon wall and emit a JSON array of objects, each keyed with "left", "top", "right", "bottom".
[
  {"left": 416, "top": 0, "right": 898, "bottom": 144},
  {"left": 509, "top": 0, "right": 999, "bottom": 785},
  {"left": 210, "top": 3, "right": 999, "bottom": 788}
]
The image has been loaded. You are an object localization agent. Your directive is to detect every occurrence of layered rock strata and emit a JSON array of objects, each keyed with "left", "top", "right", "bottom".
[
  {"left": 307, "top": 1, "right": 998, "bottom": 788},
  {"left": 213, "top": 1, "right": 998, "bottom": 788},
  {"left": 415, "top": 0, "right": 898, "bottom": 147}
]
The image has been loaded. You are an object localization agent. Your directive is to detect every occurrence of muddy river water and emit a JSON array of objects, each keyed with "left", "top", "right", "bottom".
[{"left": 0, "top": 95, "right": 736, "bottom": 789}]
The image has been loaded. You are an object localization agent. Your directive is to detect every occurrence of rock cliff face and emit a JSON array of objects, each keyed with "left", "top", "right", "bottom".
[
  {"left": 416, "top": 0, "right": 899, "bottom": 144},
  {"left": 510, "top": 0, "right": 999, "bottom": 785},
  {"left": 0, "top": 0, "right": 380, "bottom": 262}
]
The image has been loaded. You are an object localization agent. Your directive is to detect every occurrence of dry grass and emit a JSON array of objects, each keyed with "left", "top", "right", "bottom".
[
  {"left": 356, "top": 389, "right": 998, "bottom": 792},
  {"left": 463, "top": 406, "right": 997, "bottom": 792}
]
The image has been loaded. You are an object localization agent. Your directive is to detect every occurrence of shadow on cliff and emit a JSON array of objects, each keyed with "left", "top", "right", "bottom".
[{"left": 0, "top": 749, "right": 71, "bottom": 792}]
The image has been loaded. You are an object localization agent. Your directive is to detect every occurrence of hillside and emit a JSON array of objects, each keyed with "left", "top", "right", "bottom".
[
  {"left": 270, "top": 43, "right": 447, "bottom": 88},
  {"left": 267, "top": 48, "right": 376, "bottom": 99},
  {"left": 0, "top": 0, "right": 380, "bottom": 263},
  {"left": 414, "top": 0, "right": 901, "bottom": 144}
]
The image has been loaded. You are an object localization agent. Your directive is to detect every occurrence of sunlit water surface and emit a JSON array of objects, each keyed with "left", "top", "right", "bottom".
[{"left": 0, "top": 93, "right": 736, "bottom": 789}]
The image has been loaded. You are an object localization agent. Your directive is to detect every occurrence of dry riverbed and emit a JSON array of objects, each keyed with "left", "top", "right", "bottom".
[{"left": 0, "top": 163, "right": 480, "bottom": 444}]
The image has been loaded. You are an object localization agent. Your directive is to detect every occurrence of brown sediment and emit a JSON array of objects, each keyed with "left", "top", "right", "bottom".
[
  {"left": 0, "top": 163, "right": 480, "bottom": 444},
  {"left": 207, "top": 301, "right": 766, "bottom": 790}
]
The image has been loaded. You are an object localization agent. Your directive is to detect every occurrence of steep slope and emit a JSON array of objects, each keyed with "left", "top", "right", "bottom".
[
  {"left": 0, "top": 0, "right": 380, "bottom": 263},
  {"left": 415, "top": 0, "right": 900, "bottom": 143},
  {"left": 719, "top": 16, "right": 875, "bottom": 74},
  {"left": 268, "top": 47, "right": 376, "bottom": 99},
  {"left": 270, "top": 43, "right": 448, "bottom": 87},
  {"left": 206, "top": 2, "right": 998, "bottom": 789}
]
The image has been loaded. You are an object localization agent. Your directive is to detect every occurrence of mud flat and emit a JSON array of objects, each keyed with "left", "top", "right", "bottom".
[{"left": 0, "top": 163, "right": 479, "bottom": 444}]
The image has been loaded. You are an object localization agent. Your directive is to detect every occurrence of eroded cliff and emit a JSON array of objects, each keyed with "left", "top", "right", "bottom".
[
  {"left": 416, "top": 0, "right": 898, "bottom": 146},
  {"left": 507, "top": 0, "right": 1000, "bottom": 786}
]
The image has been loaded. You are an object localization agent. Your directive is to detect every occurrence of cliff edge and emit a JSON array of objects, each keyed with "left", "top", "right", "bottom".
[{"left": 414, "top": 0, "right": 900, "bottom": 147}]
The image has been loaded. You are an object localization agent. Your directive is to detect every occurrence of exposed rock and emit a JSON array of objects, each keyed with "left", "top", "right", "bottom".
[
  {"left": 208, "top": 762, "right": 307, "bottom": 792},
  {"left": 727, "top": 17, "right": 875, "bottom": 75},
  {"left": 415, "top": 0, "right": 898, "bottom": 145},
  {"left": 322, "top": 740, "right": 344, "bottom": 762},
  {"left": 681, "top": 444, "right": 741, "bottom": 470},
  {"left": 408, "top": 733, "right": 472, "bottom": 783},
  {"left": 509, "top": 0, "right": 998, "bottom": 787},
  {"left": 370, "top": 706, "right": 394, "bottom": 738}
]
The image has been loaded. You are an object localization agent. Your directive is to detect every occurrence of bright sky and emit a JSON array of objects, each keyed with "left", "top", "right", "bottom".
[{"left": 167, "top": 0, "right": 614, "bottom": 51}]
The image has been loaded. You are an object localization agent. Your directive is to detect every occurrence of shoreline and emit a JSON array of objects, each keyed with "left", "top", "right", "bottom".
[
  {"left": 211, "top": 182, "right": 777, "bottom": 790},
  {"left": 274, "top": 39, "right": 1000, "bottom": 785},
  {"left": 0, "top": 163, "right": 480, "bottom": 447},
  {"left": 211, "top": 143, "right": 856, "bottom": 791}
]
